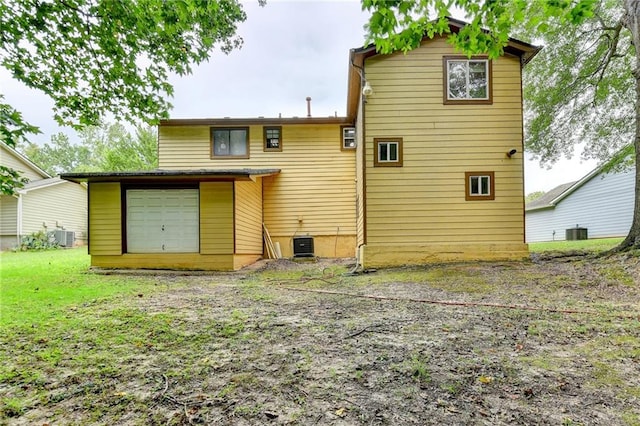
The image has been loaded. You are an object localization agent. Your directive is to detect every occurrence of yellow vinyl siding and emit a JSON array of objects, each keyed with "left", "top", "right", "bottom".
[
  {"left": 363, "top": 37, "right": 526, "bottom": 252},
  {"left": 21, "top": 182, "right": 87, "bottom": 243},
  {"left": 200, "top": 182, "right": 234, "bottom": 254},
  {"left": 235, "top": 179, "right": 263, "bottom": 254},
  {"left": 89, "top": 182, "right": 121, "bottom": 255},
  {"left": 159, "top": 124, "right": 357, "bottom": 257},
  {"left": 92, "top": 254, "right": 235, "bottom": 271}
]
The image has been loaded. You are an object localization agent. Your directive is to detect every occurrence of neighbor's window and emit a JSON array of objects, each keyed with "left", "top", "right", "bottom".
[
  {"left": 211, "top": 128, "right": 249, "bottom": 158},
  {"left": 444, "top": 56, "right": 492, "bottom": 104},
  {"left": 465, "top": 171, "right": 495, "bottom": 201},
  {"left": 374, "top": 138, "right": 403, "bottom": 167},
  {"left": 341, "top": 126, "right": 356, "bottom": 150},
  {"left": 263, "top": 126, "right": 282, "bottom": 152}
]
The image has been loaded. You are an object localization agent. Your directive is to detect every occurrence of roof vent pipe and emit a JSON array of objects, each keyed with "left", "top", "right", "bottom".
[{"left": 306, "top": 97, "right": 312, "bottom": 118}]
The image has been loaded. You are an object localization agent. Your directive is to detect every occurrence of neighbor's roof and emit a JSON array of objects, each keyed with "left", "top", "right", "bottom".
[
  {"left": 525, "top": 181, "right": 576, "bottom": 212},
  {"left": 61, "top": 168, "right": 281, "bottom": 183},
  {"left": 346, "top": 17, "right": 542, "bottom": 120},
  {"left": 0, "top": 142, "right": 51, "bottom": 180},
  {"left": 17, "top": 176, "right": 84, "bottom": 193}
]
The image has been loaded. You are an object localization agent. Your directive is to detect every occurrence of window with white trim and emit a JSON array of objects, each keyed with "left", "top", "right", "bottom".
[
  {"left": 341, "top": 126, "right": 356, "bottom": 150},
  {"left": 444, "top": 57, "right": 492, "bottom": 104},
  {"left": 374, "top": 138, "right": 403, "bottom": 167},
  {"left": 465, "top": 171, "right": 495, "bottom": 201}
]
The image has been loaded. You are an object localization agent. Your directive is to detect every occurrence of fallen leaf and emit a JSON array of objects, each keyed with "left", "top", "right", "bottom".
[
  {"left": 335, "top": 407, "right": 347, "bottom": 417},
  {"left": 478, "top": 376, "right": 494, "bottom": 384}
]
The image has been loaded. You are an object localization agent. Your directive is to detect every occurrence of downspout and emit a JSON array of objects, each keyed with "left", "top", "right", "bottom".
[{"left": 16, "top": 191, "right": 23, "bottom": 246}]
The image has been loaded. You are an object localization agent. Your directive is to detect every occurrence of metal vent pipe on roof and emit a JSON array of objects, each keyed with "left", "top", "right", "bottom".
[{"left": 306, "top": 97, "right": 312, "bottom": 117}]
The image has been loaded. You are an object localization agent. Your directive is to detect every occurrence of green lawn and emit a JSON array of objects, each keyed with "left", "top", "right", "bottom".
[
  {"left": 528, "top": 237, "right": 624, "bottom": 253},
  {"left": 0, "top": 247, "right": 156, "bottom": 326}
]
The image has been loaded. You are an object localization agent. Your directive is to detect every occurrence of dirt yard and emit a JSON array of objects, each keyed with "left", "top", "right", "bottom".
[{"left": 3, "top": 252, "right": 640, "bottom": 425}]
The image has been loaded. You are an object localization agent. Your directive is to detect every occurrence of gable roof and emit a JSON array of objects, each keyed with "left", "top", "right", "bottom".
[
  {"left": 346, "top": 17, "right": 542, "bottom": 120},
  {"left": 0, "top": 142, "right": 51, "bottom": 180},
  {"left": 16, "top": 177, "right": 83, "bottom": 194},
  {"left": 525, "top": 181, "right": 576, "bottom": 211}
]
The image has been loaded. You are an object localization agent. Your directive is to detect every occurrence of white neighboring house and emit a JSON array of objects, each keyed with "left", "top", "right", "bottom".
[
  {"left": 0, "top": 142, "right": 87, "bottom": 250},
  {"left": 525, "top": 166, "right": 635, "bottom": 243}
]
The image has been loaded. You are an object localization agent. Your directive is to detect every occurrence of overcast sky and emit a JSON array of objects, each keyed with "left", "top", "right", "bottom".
[{"left": 1, "top": 0, "right": 597, "bottom": 194}]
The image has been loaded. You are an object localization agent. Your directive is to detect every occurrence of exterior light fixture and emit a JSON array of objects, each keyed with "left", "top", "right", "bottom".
[
  {"left": 362, "top": 81, "right": 373, "bottom": 97},
  {"left": 506, "top": 149, "right": 517, "bottom": 158}
]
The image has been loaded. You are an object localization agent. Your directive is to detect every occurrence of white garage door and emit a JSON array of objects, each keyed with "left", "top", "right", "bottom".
[{"left": 126, "top": 189, "right": 199, "bottom": 253}]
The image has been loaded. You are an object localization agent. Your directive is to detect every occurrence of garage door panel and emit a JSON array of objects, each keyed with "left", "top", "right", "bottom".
[{"left": 126, "top": 189, "right": 199, "bottom": 253}]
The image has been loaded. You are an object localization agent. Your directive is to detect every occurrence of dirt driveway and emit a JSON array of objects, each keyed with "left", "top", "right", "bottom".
[{"left": 5, "top": 253, "right": 640, "bottom": 425}]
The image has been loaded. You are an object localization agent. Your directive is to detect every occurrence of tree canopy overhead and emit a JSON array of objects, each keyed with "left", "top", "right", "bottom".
[
  {"left": 0, "top": 0, "right": 258, "bottom": 195},
  {"left": 362, "top": 0, "right": 640, "bottom": 250},
  {"left": 0, "top": 0, "right": 248, "bottom": 127}
]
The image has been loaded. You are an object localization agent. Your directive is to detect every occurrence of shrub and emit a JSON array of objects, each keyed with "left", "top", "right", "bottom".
[{"left": 16, "top": 229, "right": 60, "bottom": 251}]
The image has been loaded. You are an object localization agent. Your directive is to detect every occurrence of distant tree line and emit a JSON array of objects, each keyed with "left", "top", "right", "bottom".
[{"left": 20, "top": 122, "right": 157, "bottom": 176}]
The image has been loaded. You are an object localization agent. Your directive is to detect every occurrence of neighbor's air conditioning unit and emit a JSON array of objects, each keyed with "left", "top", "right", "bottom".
[
  {"left": 293, "top": 236, "right": 314, "bottom": 257},
  {"left": 54, "top": 230, "right": 75, "bottom": 247}
]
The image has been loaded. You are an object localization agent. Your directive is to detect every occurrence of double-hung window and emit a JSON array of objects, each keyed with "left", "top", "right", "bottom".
[
  {"left": 211, "top": 128, "right": 249, "bottom": 158},
  {"left": 465, "top": 171, "right": 495, "bottom": 201},
  {"left": 444, "top": 56, "right": 492, "bottom": 104},
  {"left": 374, "top": 138, "right": 403, "bottom": 167},
  {"left": 341, "top": 126, "right": 356, "bottom": 150},
  {"left": 264, "top": 126, "right": 282, "bottom": 151}
]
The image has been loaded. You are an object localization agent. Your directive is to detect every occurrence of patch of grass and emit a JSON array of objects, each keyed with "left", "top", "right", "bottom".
[
  {"left": 392, "top": 353, "right": 431, "bottom": 385},
  {"left": 0, "top": 397, "right": 26, "bottom": 417},
  {"left": 598, "top": 266, "right": 635, "bottom": 286},
  {"left": 621, "top": 411, "right": 640, "bottom": 426},
  {"left": 529, "top": 238, "right": 623, "bottom": 253},
  {"left": 0, "top": 248, "right": 158, "bottom": 326}
]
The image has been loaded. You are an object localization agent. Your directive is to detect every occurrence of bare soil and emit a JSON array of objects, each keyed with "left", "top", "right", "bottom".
[{"left": 3, "top": 252, "right": 640, "bottom": 425}]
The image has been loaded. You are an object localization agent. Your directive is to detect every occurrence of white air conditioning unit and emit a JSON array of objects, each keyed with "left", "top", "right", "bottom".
[{"left": 54, "top": 230, "right": 75, "bottom": 247}]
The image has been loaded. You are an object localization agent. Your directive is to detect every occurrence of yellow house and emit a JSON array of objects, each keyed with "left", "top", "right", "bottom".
[{"left": 62, "top": 19, "right": 540, "bottom": 270}]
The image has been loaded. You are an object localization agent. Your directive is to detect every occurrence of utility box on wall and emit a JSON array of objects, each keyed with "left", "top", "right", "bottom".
[
  {"left": 293, "top": 236, "right": 314, "bottom": 257},
  {"left": 566, "top": 227, "right": 588, "bottom": 241}
]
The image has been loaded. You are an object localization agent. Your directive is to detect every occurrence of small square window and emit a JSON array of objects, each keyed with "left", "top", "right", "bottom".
[
  {"left": 211, "top": 128, "right": 249, "bottom": 158},
  {"left": 443, "top": 56, "right": 492, "bottom": 104},
  {"left": 341, "top": 126, "right": 356, "bottom": 150},
  {"left": 264, "top": 126, "right": 282, "bottom": 152},
  {"left": 374, "top": 138, "right": 403, "bottom": 167},
  {"left": 465, "top": 171, "right": 495, "bottom": 201}
]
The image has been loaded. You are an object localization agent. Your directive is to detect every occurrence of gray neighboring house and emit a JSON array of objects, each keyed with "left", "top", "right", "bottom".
[
  {"left": 0, "top": 142, "right": 87, "bottom": 250},
  {"left": 525, "top": 166, "right": 635, "bottom": 243}
]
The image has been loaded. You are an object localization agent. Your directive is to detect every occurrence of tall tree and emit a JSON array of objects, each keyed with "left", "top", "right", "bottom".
[
  {"left": 0, "top": 0, "right": 258, "bottom": 194},
  {"left": 22, "top": 133, "right": 91, "bottom": 176},
  {"left": 362, "top": 0, "right": 640, "bottom": 250},
  {"left": 81, "top": 123, "right": 158, "bottom": 172}
]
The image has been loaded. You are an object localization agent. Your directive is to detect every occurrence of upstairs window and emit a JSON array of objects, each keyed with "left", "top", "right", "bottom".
[
  {"left": 374, "top": 138, "right": 403, "bottom": 167},
  {"left": 341, "top": 126, "right": 356, "bottom": 150},
  {"left": 444, "top": 57, "right": 492, "bottom": 104},
  {"left": 211, "top": 128, "right": 249, "bottom": 158},
  {"left": 264, "top": 126, "right": 282, "bottom": 152},
  {"left": 465, "top": 171, "right": 495, "bottom": 201}
]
